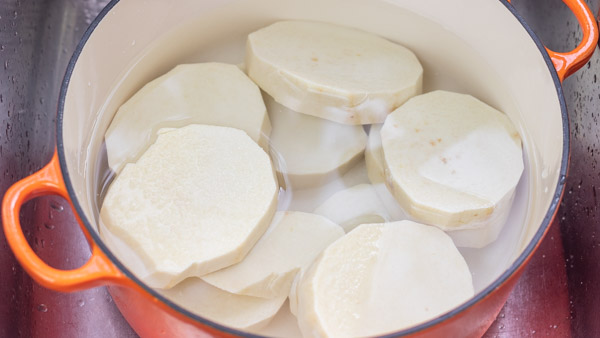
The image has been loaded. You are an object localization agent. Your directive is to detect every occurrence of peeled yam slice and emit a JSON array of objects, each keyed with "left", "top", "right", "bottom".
[
  {"left": 364, "top": 124, "right": 412, "bottom": 221},
  {"left": 372, "top": 183, "right": 409, "bottom": 222},
  {"left": 101, "top": 125, "right": 278, "bottom": 289},
  {"left": 266, "top": 95, "right": 367, "bottom": 189},
  {"left": 105, "top": 62, "right": 270, "bottom": 173},
  {"left": 160, "top": 278, "right": 286, "bottom": 331},
  {"left": 249, "top": 300, "right": 303, "bottom": 338},
  {"left": 365, "top": 123, "right": 385, "bottom": 184},
  {"left": 446, "top": 191, "right": 516, "bottom": 248},
  {"left": 287, "top": 160, "right": 370, "bottom": 213},
  {"left": 381, "top": 90, "right": 523, "bottom": 231},
  {"left": 247, "top": 21, "right": 423, "bottom": 125},
  {"left": 313, "top": 184, "right": 391, "bottom": 233},
  {"left": 295, "top": 221, "right": 474, "bottom": 337},
  {"left": 202, "top": 211, "right": 344, "bottom": 298}
]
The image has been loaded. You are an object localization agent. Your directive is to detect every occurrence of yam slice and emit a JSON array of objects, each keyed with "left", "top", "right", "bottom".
[
  {"left": 295, "top": 221, "right": 474, "bottom": 337},
  {"left": 266, "top": 95, "right": 366, "bottom": 189},
  {"left": 202, "top": 211, "right": 343, "bottom": 298},
  {"left": 365, "top": 123, "right": 385, "bottom": 184},
  {"left": 105, "top": 62, "right": 270, "bottom": 173},
  {"left": 380, "top": 91, "right": 523, "bottom": 232},
  {"left": 247, "top": 21, "right": 422, "bottom": 125},
  {"left": 160, "top": 278, "right": 286, "bottom": 331},
  {"left": 313, "top": 184, "right": 391, "bottom": 233},
  {"left": 101, "top": 124, "right": 278, "bottom": 289}
]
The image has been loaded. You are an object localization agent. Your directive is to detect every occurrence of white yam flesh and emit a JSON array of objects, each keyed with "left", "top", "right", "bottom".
[
  {"left": 380, "top": 90, "right": 523, "bottom": 232},
  {"left": 313, "top": 184, "right": 392, "bottom": 233},
  {"left": 368, "top": 120, "right": 512, "bottom": 247},
  {"left": 104, "top": 63, "right": 270, "bottom": 173},
  {"left": 295, "top": 221, "right": 474, "bottom": 337},
  {"left": 265, "top": 95, "right": 367, "bottom": 189},
  {"left": 202, "top": 211, "right": 344, "bottom": 298},
  {"left": 246, "top": 21, "right": 423, "bottom": 125},
  {"left": 160, "top": 278, "right": 286, "bottom": 331},
  {"left": 249, "top": 300, "right": 303, "bottom": 338},
  {"left": 100, "top": 125, "right": 278, "bottom": 289},
  {"left": 286, "top": 160, "right": 370, "bottom": 213}
]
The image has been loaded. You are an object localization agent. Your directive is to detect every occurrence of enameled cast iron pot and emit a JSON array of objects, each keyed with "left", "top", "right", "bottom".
[{"left": 2, "top": 0, "right": 599, "bottom": 336}]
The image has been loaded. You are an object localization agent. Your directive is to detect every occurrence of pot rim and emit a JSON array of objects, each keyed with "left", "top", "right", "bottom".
[{"left": 56, "top": 0, "right": 568, "bottom": 336}]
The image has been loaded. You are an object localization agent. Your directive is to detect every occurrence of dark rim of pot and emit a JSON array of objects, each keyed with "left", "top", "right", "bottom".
[{"left": 56, "top": 1, "right": 568, "bottom": 336}]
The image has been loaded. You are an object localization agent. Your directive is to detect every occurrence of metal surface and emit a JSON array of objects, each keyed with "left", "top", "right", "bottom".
[
  {"left": 0, "top": 0, "right": 598, "bottom": 337},
  {"left": 0, "top": 1, "right": 135, "bottom": 337},
  {"left": 487, "top": 0, "right": 600, "bottom": 336}
]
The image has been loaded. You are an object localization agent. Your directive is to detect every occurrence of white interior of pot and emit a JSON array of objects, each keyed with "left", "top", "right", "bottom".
[{"left": 61, "top": 0, "right": 563, "bottom": 334}]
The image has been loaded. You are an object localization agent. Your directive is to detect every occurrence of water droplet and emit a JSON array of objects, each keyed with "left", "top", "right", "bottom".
[
  {"left": 77, "top": 300, "right": 85, "bottom": 307},
  {"left": 131, "top": 40, "right": 136, "bottom": 46},
  {"left": 541, "top": 167, "right": 549, "bottom": 178},
  {"left": 87, "top": 81, "right": 91, "bottom": 87},
  {"left": 44, "top": 223, "right": 55, "bottom": 230},
  {"left": 553, "top": 325, "right": 558, "bottom": 329},
  {"left": 3, "top": 60, "right": 8, "bottom": 69},
  {"left": 40, "top": 239, "right": 45, "bottom": 248},
  {"left": 37, "top": 304, "right": 48, "bottom": 312},
  {"left": 50, "top": 202, "right": 64, "bottom": 211}
]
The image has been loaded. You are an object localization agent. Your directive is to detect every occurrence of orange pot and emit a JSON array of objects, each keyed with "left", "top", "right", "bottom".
[{"left": 2, "top": 0, "right": 598, "bottom": 337}]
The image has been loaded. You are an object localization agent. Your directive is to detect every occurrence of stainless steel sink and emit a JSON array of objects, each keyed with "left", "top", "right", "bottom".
[{"left": 1, "top": 0, "right": 598, "bottom": 336}]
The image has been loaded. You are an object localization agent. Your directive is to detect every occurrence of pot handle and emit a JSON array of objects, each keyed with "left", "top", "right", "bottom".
[
  {"left": 510, "top": 0, "right": 599, "bottom": 81},
  {"left": 1, "top": 151, "right": 128, "bottom": 292},
  {"left": 549, "top": 0, "right": 598, "bottom": 81}
]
